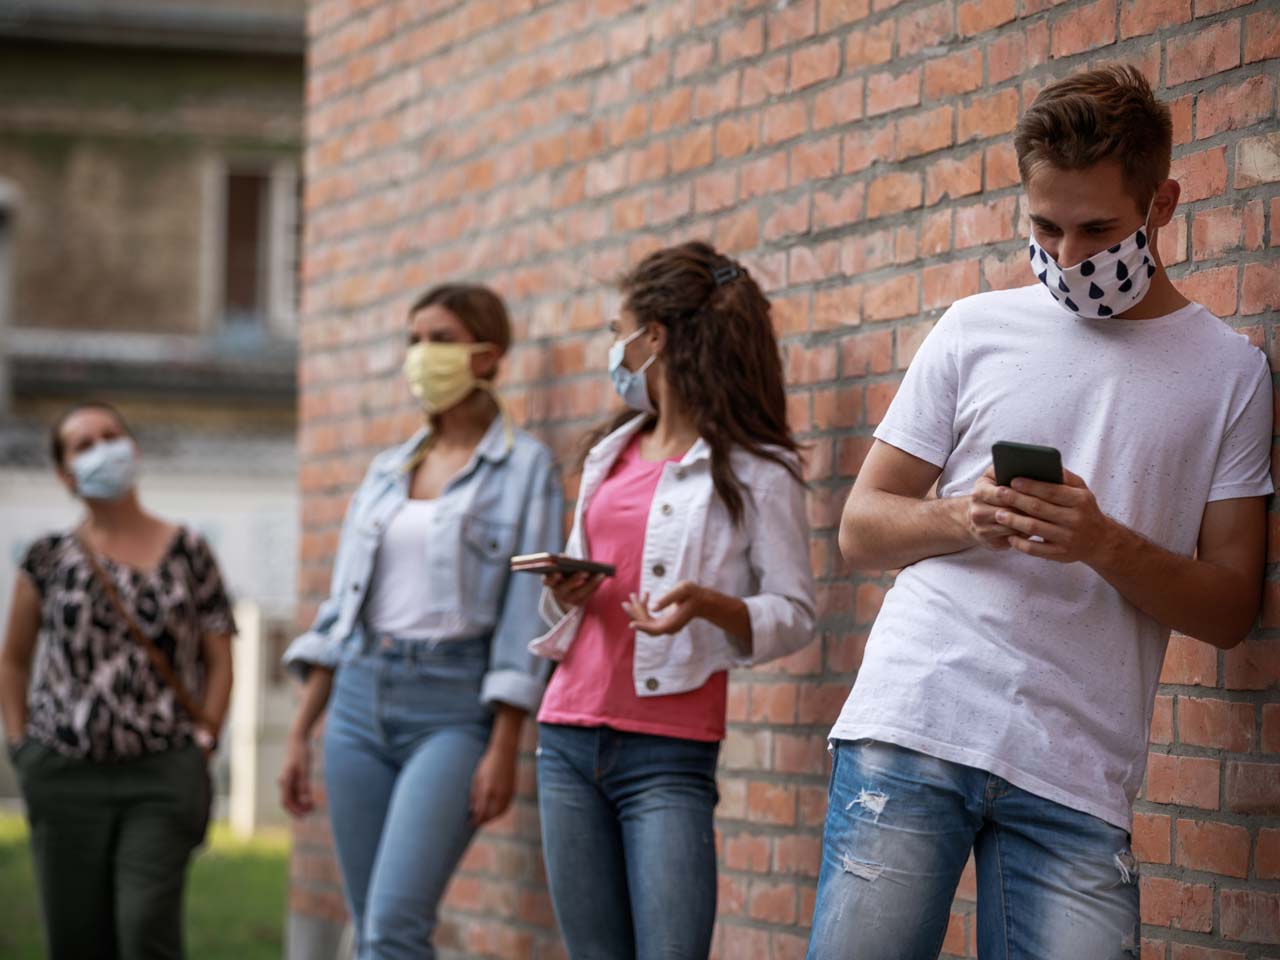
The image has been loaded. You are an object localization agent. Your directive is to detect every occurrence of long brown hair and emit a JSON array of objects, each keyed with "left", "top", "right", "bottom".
[{"left": 594, "top": 240, "right": 801, "bottom": 524}]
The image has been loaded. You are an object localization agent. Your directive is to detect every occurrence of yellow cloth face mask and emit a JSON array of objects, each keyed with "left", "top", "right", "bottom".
[{"left": 402, "top": 341, "right": 494, "bottom": 414}]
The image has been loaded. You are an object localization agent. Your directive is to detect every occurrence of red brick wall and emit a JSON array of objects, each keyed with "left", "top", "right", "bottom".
[{"left": 295, "top": 1, "right": 1280, "bottom": 956}]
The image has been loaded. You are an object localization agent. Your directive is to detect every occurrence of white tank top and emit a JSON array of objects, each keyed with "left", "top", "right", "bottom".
[{"left": 364, "top": 499, "right": 449, "bottom": 639}]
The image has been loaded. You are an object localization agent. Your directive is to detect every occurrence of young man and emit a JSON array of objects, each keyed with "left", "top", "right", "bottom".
[{"left": 806, "top": 65, "right": 1272, "bottom": 960}]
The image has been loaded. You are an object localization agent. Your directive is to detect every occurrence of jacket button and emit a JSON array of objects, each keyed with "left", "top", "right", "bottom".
[
  {"left": 674, "top": 469, "right": 685, "bottom": 481},
  {"left": 652, "top": 563, "right": 666, "bottom": 577},
  {"left": 660, "top": 503, "right": 672, "bottom": 516},
  {"left": 645, "top": 678, "right": 659, "bottom": 691},
  {"left": 351, "top": 583, "right": 360, "bottom": 592}
]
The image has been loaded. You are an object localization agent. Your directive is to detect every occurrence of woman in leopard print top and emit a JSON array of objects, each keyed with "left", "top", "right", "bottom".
[{"left": 0, "top": 402, "right": 235, "bottom": 960}]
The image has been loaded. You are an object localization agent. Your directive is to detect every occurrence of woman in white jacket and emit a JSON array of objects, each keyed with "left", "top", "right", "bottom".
[{"left": 533, "top": 240, "right": 817, "bottom": 959}]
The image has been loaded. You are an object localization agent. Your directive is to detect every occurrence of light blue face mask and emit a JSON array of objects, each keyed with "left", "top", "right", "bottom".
[
  {"left": 71, "top": 438, "right": 138, "bottom": 501},
  {"left": 608, "top": 326, "right": 657, "bottom": 414}
]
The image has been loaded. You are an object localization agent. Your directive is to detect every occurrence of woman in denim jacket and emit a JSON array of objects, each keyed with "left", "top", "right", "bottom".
[
  {"left": 278, "top": 284, "right": 562, "bottom": 960},
  {"left": 534, "top": 242, "right": 817, "bottom": 959}
]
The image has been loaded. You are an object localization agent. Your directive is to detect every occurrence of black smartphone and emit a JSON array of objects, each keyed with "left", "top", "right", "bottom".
[
  {"left": 510, "top": 552, "right": 616, "bottom": 578},
  {"left": 991, "top": 441, "right": 1064, "bottom": 487}
]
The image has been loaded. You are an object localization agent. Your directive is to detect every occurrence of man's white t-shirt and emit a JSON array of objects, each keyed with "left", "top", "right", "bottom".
[{"left": 830, "top": 283, "right": 1273, "bottom": 830}]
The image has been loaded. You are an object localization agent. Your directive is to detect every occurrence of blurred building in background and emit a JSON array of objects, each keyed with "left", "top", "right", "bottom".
[{"left": 0, "top": 0, "right": 305, "bottom": 830}]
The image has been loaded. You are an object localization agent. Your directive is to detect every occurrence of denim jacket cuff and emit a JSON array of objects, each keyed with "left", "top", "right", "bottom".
[
  {"left": 480, "top": 668, "right": 544, "bottom": 714},
  {"left": 281, "top": 630, "right": 343, "bottom": 682}
]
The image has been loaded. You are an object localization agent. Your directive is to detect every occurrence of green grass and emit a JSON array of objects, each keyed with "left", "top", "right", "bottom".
[{"left": 0, "top": 814, "right": 289, "bottom": 960}]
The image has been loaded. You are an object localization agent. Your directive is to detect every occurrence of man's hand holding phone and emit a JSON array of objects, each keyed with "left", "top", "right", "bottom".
[{"left": 969, "top": 441, "right": 1117, "bottom": 564}]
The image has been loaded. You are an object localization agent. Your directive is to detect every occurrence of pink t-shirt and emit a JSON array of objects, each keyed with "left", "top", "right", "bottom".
[{"left": 538, "top": 435, "right": 728, "bottom": 742}]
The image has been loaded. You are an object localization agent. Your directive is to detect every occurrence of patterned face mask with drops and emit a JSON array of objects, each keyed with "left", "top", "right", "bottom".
[{"left": 1027, "top": 203, "right": 1157, "bottom": 319}]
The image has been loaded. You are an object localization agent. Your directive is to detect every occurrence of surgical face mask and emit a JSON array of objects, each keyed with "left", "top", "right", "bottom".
[
  {"left": 402, "top": 341, "right": 494, "bottom": 415},
  {"left": 608, "top": 327, "right": 657, "bottom": 414},
  {"left": 71, "top": 438, "right": 138, "bottom": 501},
  {"left": 1028, "top": 201, "right": 1157, "bottom": 319}
]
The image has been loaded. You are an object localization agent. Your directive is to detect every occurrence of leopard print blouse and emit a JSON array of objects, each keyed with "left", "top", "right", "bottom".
[{"left": 19, "top": 527, "right": 236, "bottom": 761}]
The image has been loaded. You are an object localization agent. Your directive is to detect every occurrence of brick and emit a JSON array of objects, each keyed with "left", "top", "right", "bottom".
[
  {"left": 748, "top": 880, "right": 798, "bottom": 924},
  {"left": 1178, "top": 697, "right": 1255, "bottom": 752},
  {"left": 814, "top": 77, "right": 866, "bottom": 129},
  {"left": 820, "top": 0, "right": 872, "bottom": 29},
  {"left": 768, "top": 0, "right": 817, "bottom": 50},
  {"left": 694, "top": 169, "right": 738, "bottom": 213},
  {"left": 1120, "top": 0, "right": 1191, "bottom": 39},
  {"left": 1196, "top": 75, "right": 1275, "bottom": 140},
  {"left": 1133, "top": 811, "right": 1172, "bottom": 864},
  {"left": 1145, "top": 753, "right": 1220, "bottom": 809},
  {"left": 792, "top": 136, "right": 842, "bottom": 183},
  {"left": 1225, "top": 761, "right": 1280, "bottom": 814},
  {"left": 764, "top": 101, "right": 809, "bottom": 145},
  {"left": 958, "top": 0, "right": 1016, "bottom": 35},
  {"left": 897, "top": 2, "right": 954, "bottom": 57},
  {"left": 926, "top": 152, "right": 984, "bottom": 205},
  {"left": 717, "top": 116, "right": 758, "bottom": 160},
  {"left": 791, "top": 39, "right": 841, "bottom": 90},
  {"left": 1245, "top": 7, "right": 1280, "bottom": 63},
  {"left": 841, "top": 329, "right": 895, "bottom": 376},
  {"left": 1258, "top": 828, "right": 1280, "bottom": 879},
  {"left": 1241, "top": 261, "right": 1280, "bottom": 316},
  {"left": 743, "top": 152, "right": 790, "bottom": 200},
  {"left": 814, "top": 183, "right": 866, "bottom": 230},
  {"left": 1220, "top": 890, "right": 1280, "bottom": 944},
  {"left": 985, "top": 142, "right": 1020, "bottom": 190},
  {"left": 1150, "top": 694, "right": 1174, "bottom": 744},
  {"left": 1191, "top": 205, "right": 1244, "bottom": 260},
  {"left": 789, "top": 240, "right": 841, "bottom": 284},
  {"left": 747, "top": 781, "right": 796, "bottom": 825},
  {"left": 846, "top": 19, "right": 895, "bottom": 68},
  {"left": 1140, "top": 876, "right": 1213, "bottom": 931},
  {"left": 1224, "top": 636, "right": 1280, "bottom": 690},
  {"left": 1166, "top": 21, "right": 1241, "bottom": 87},
  {"left": 1236, "top": 132, "right": 1280, "bottom": 187},
  {"left": 720, "top": 15, "right": 765, "bottom": 62},
  {"left": 955, "top": 197, "right": 1017, "bottom": 248},
  {"left": 1169, "top": 947, "right": 1246, "bottom": 960},
  {"left": 1051, "top": 0, "right": 1117, "bottom": 58},
  {"left": 1265, "top": 704, "right": 1280, "bottom": 753},
  {"left": 958, "top": 88, "right": 1020, "bottom": 143},
  {"left": 742, "top": 53, "right": 789, "bottom": 107},
  {"left": 767, "top": 197, "right": 811, "bottom": 244},
  {"left": 922, "top": 260, "right": 980, "bottom": 310},
  {"left": 1175, "top": 818, "right": 1251, "bottom": 878},
  {"left": 924, "top": 47, "right": 983, "bottom": 100},
  {"left": 652, "top": 87, "right": 693, "bottom": 133},
  {"left": 896, "top": 105, "right": 954, "bottom": 159},
  {"left": 1173, "top": 146, "right": 1229, "bottom": 202},
  {"left": 868, "top": 172, "right": 923, "bottom": 218},
  {"left": 1178, "top": 265, "right": 1237, "bottom": 317},
  {"left": 867, "top": 69, "right": 921, "bottom": 117},
  {"left": 865, "top": 273, "right": 920, "bottom": 321},
  {"left": 844, "top": 123, "right": 896, "bottom": 173},
  {"left": 674, "top": 39, "right": 714, "bottom": 79}
]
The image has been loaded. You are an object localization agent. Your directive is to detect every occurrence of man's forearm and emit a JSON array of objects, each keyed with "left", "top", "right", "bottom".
[
  {"left": 1091, "top": 523, "right": 1259, "bottom": 648},
  {"left": 839, "top": 489, "right": 975, "bottom": 571}
]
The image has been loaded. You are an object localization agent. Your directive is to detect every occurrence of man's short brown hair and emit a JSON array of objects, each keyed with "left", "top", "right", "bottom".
[{"left": 1014, "top": 65, "right": 1173, "bottom": 213}]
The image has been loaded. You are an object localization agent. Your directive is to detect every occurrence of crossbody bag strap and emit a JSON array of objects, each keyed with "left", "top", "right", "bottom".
[{"left": 76, "top": 530, "right": 207, "bottom": 728}]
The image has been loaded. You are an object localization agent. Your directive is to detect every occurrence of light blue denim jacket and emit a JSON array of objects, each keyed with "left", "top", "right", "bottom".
[{"left": 282, "top": 416, "right": 563, "bottom": 712}]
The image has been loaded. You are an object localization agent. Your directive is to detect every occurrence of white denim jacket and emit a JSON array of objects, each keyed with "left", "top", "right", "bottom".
[{"left": 530, "top": 415, "right": 816, "bottom": 697}]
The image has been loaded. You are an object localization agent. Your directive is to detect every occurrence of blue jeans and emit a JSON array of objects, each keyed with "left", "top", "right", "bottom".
[
  {"left": 323, "top": 636, "right": 493, "bottom": 960},
  {"left": 536, "top": 723, "right": 720, "bottom": 960},
  {"left": 806, "top": 740, "right": 1140, "bottom": 960}
]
